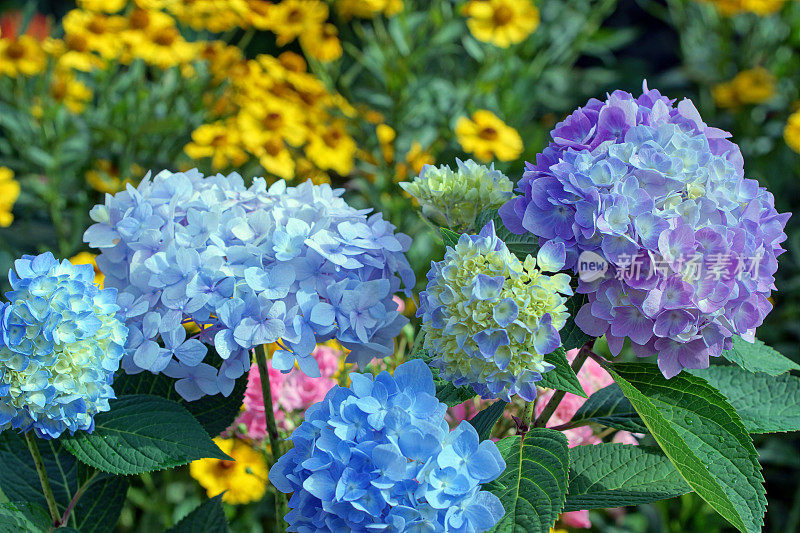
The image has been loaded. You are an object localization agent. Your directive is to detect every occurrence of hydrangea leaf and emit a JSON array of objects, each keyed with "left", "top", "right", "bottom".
[
  {"left": 537, "top": 346, "right": 587, "bottom": 398},
  {"left": 475, "top": 209, "right": 540, "bottom": 261},
  {"left": 441, "top": 227, "right": 460, "bottom": 248},
  {"left": 688, "top": 366, "right": 800, "bottom": 434},
  {"left": 407, "top": 345, "right": 476, "bottom": 407},
  {"left": 468, "top": 400, "right": 508, "bottom": 441},
  {"left": 166, "top": 494, "right": 227, "bottom": 533},
  {"left": 62, "top": 395, "right": 232, "bottom": 475},
  {"left": 564, "top": 443, "right": 690, "bottom": 511},
  {"left": 560, "top": 293, "right": 591, "bottom": 351},
  {"left": 720, "top": 336, "right": 800, "bottom": 376},
  {"left": 486, "top": 431, "right": 570, "bottom": 533},
  {"left": 0, "top": 502, "right": 51, "bottom": 533},
  {"left": 608, "top": 362, "right": 766, "bottom": 533},
  {"left": 570, "top": 383, "right": 648, "bottom": 433}
]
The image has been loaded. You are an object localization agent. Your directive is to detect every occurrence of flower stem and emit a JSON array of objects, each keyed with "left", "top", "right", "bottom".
[
  {"left": 61, "top": 470, "right": 98, "bottom": 526},
  {"left": 24, "top": 432, "right": 60, "bottom": 526},
  {"left": 533, "top": 340, "right": 594, "bottom": 428}
]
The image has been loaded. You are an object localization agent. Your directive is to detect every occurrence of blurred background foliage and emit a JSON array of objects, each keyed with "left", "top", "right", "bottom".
[{"left": 0, "top": 0, "right": 798, "bottom": 531}]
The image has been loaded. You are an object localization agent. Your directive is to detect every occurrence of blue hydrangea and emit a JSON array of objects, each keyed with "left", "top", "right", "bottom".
[
  {"left": 0, "top": 253, "right": 128, "bottom": 439},
  {"left": 418, "top": 221, "right": 572, "bottom": 401},
  {"left": 84, "top": 171, "right": 415, "bottom": 400},
  {"left": 500, "top": 83, "right": 790, "bottom": 377},
  {"left": 269, "top": 359, "right": 506, "bottom": 532}
]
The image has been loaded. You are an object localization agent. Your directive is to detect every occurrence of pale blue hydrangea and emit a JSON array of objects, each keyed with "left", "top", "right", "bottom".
[
  {"left": 0, "top": 253, "right": 127, "bottom": 439},
  {"left": 84, "top": 170, "right": 414, "bottom": 400},
  {"left": 269, "top": 359, "right": 506, "bottom": 532}
]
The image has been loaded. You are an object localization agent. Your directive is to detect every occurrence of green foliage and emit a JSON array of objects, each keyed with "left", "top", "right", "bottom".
[
  {"left": 166, "top": 495, "right": 227, "bottom": 533},
  {"left": 537, "top": 346, "right": 587, "bottom": 398},
  {"left": 560, "top": 294, "right": 592, "bottom": 351},
  {"left": 440, "top": 227, "right": 460, "bottom": 247},
  {"left": 407, "top": 333, "right": 476, "bottom": 407},
  {"left": 474, "top": 209, "right": 540, "bottom": 261},
  {"left": 720, "top": 336, "right": 800, "bottom": 376},
  {"left": 570, "top": 383, "right": 648, "bottom": 433},
  {"left": 486, "top": 431, "right": 570, "bottom": 533},
  {"left": 564, "top": 443, "right": 691, "bottom": 511},
  {"left": 689, "top": 366, "right": 800, "bottom": 434},
  {"left": 468, "top": 401, "right": 508, "bottom": 441},
  {"left": 608, "top": 362, "right": 766, "bottom": 533},
  {"left": 62, "top": 395, "right": 231, "bottom": 475},
  {"left": 0, "top": 502, "right": 51, "bottom": 533}
]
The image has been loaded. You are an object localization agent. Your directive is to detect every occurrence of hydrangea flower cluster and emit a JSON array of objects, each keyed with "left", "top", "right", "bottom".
[
  {"left": 500, "top": 82, "right": 790, "bottom": 377},
  {"left": 84, "top": 170, "right": 414, "bottom": 400},
  {"left": 0, "top": 253, "right": 128, "bottom": 439},
  {"left": 418, "top": 221, "right": 573, "bottom": 401},
  {"left": 400, "top": 159, "right": 513, "bottom": 232},
  {"left": 269, "top": 359, "right": 506, "bottom": 533}
]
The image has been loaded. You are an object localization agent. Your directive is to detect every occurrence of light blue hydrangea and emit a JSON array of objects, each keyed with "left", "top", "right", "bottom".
[
  {"left": 418, "top": 221, "right": 573, "bottom": 402},
  {"left": 269, "top": 359, "right": 506, "bottom": 532},
  {"left": 84, "top": 170, "right": 415, "bottom": 400},
  {"left": 0, "top": 253, "right": 127, "bottom": 439}
]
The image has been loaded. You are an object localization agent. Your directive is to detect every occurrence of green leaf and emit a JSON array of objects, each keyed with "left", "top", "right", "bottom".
[
  {"left": 688, "top": 366, "right": 800, "bottom": 434},
  {"left": 468, "top": 401, "right": 508, "bottom": 441},
  {"left": 0, "top": 502, "right": 51, "bottom": 533},
  {"left": 608, "top": 362, "right": 766, "bottom": 533},
  {"left": 570, "top": 384, "right": 648, "bottom": 433},
  {"left": 407, "top": 347, "right": 476, "bottom": 407},
  {"left": 560, "top": 294, "right": 591, "bottom": 351},
  {"left": 62, "top": 395, "right": 231, "bottom": 475},
  {"left": 475, "top": 209, "right": 539, "bottom": 261},
  {"left": 441, "top": 227, "right": 460, "bottom": 248},
  {"left": 73, "top": 474, "right": 129, "bottom": 533},
  {"left": 167, "top": 494, "right": 227, "bottom": 533},
  {"left": 537, "top": 347, "right": 586, "bottom": 398},
  {"left": 487, "top": 431, "right": 570, "bottom": 533},
  {"left": 564, "top": 443, "right": 690, "bottom": 511},
  {"left": 720, "top": 336, "right": 800, "bottom": 376}
]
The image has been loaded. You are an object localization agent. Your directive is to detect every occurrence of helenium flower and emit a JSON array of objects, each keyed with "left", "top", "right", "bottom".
[
  {"left": 418, "top": 221, "right": 573, "bottom": 401},
  {"left": 0, "top": 253, "right": 128, "bottom": 439},
  {"left": 500, "top": 82, "right": 790, "bottom": 377},
  {"left": 84, "top": 170, "right": 414, "bottom": 400},
  {"left": 268, "top": 359, "right": 506, "bottom": 532},
  {"left": 400, "top": 159, "right": 513, "bottom": 232}
]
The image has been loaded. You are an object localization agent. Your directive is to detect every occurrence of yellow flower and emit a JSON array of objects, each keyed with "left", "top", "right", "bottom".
[
  {"left": 394, "top": 141, "right": 434, "bottom": 182},
  {"left": 68, "top": 251, "right": 104, "bottom": 288},
  {"left": 300, "top": 23, "right": 343, "bottom": 62},
  {"left": 296, "top": 158, "right": 330, "bottom": 184},
  {"left": 85, "top": 159, "right": 139, "bottom": 194},
  {"left": 190, "top": 438, "right": 267, "bottom": 505},
  {"left": 305, "top": 120, "right": 357, "bottom": 176},
  {"left": 785, "top": 111, "right": 800, "bottom": 154},
  {"left": 463, "top": 0, "right": 539, "bottom": 48},
  {"left": 43, "top": 36, "right": 105, "bottom": 72},
  {"left": 257, "top": 136, "right": 296, "bottom": 180},
  {"left": 50, "top": 71, "right": 93, "bottom": 113},
  {"left": 455, "top": 110, "right": 523, "bottom": 162},
  {"left": 185, "top": 121, "right": 248, "bottom": 170},
  {"left": 62, "top": 10, "right": 127, "bottom": 60},
  {"left": 712, "top": 67, "right": 776, "bottom": 108},
  {"left": 198, "top": 41, "right": 244, "bottom": 83},
  {"left": 700, "top": 0, "right": 786, "bottom": 15},
  {"left": 0, "top": 167, "right": 20, "bottom": 228},
  {"left": 238, "top": 99, "right": 307, "bottom": 149},
  {"left": 166, "top": 0, "right": 247, "bottom": 32},
  {"left": 336, "top": 0, "right": 403, "bottom": 19},
  {"left": 376, "top": 124, "right": 396, "bottom": 163},
  {"left": 241, "top": 0, "right": 274, "bottom": 30},
  {"left": 0, "top": 35, "right": 47, "bottom": 77},
  {"left": 268, "top": 0, "right": 329, "bottom": 46},
  {"left": 122, "top": 9, "right": 199, "bottom": 68},
  {"left": 77, "top": 0, "right": 127, "bottom": 13}
]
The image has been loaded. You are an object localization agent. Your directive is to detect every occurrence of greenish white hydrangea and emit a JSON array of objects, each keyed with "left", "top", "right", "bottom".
[
  {"left": 400, "top": 159, "right": 513, "bottom": 231},
  {"left": 417, "top": 221, "right": 573, "bottom": 402}
]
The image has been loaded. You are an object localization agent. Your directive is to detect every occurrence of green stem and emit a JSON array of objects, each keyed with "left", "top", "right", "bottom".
[
  {"left": 24, "top": 432, "right": 60, "bottom": 527},
  {"left": 533, "top": 340, "right": 594, "bottom": 428},
  {"left": 61, "top": 470, "right": 98, "bottom": 526}
]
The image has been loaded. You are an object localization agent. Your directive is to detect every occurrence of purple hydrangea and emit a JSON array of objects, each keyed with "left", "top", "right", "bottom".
[
  {"left": 84, "top": 170, "right": 414, "bottom": 400},
  {"left": 269, "top": 359, "right": 506, "bottom": 532},
  {"left": 500, "top": 82, "right": 790, "bottom": 377}
]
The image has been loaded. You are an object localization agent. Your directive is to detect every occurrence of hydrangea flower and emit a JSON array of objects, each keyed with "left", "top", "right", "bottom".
[
  {"left": 269, "top": 359, "right": 506, "bottom": 532},
  {"left": 418, "top": 221, "right": 573, "bottom": 401},
  {"left": 0, "top": 253, "right": 128, "bottom": 439},
  {"left": 84, "top": 170, "right": 414, "bottom": 400},
  {"left": 500, "top": 82, "right": 790, "bottom": 377},
  {"left": 400, "top": 159, "right": 513, "bottom": 231}
]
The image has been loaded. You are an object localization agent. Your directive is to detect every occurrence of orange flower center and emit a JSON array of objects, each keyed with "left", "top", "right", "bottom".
[
  {"left": 51, "top": 79, "right": 67, "bottom": 100},
  {"left": 153, "top": 28, "right": 178, "bottom": 46},
  {"left": 265, "top": 138, "right": 284, "bottom": 156},
  {"left": 264, "top": 112, "right": 283, "bottom": 130},
  {"left": 88, "top": 17, "right": 107, "bottom": 35},
  {"left": 479, "top": 126, "right": 499, "bottom": 141},
  {"left": 129, "top": 9, "right": 151, "bottom": 30},
  {"left": 492, "top": 5, "right": 514, "bottom": 26},
  {"left": 286, "top": 9, "right": 303, "bottom": 24},
  {"left": 323, "top": 128, "right": 343, "bottom": 148},
  {"left": 5, "top": 41, "right": 25, "bottom": 60},
  {"left": 65, "top": 34, "right": 89, "bottom": 52},
  {"left": 211, "top": 133, "right": 228, "bottom": 147}
]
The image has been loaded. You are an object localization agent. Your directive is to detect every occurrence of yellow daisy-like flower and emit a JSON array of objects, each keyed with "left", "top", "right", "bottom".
[
  {"left": 85, "top": 159, "right": 141, "bottom": 194},
  {"left": 336, "top": 0, "right": 403, "bottom": 19},
  {"left": 257, "top": 136, "right": 296, "bottom": 181},
  {"left": 238, "top": 99, "right": 307, "bottom": 150},
  {"left": 189, "top": 438, "right": 267, "bottom": 505},
  {"left": 50, "top": 71, "right": 93, "bottom": 113},
  {"left": 241, "top": 0, "right": 274, "bottom": 30},
  {"left": 0, "top": 167, "right": 20, "bottom": 228},
  {"left": 0, "top": 35, "right": 47, "bottom": 77},
  {"left": 376, "top": 123, "right": 396, "bottom": 163},
  {"left": 305, "top": 120, "right": 357, "bottom": 176},
  {"left": 185, "top": 120, "right": 248, "bottom": 171},
  {"left": 394, "top": 141, "right": 434, "bottom": 182},
  {"left": 295, "top": 157, "right": 330, "bottom": 185},
  {"left": 122, "top": 9, "right": 199, "bottom": 68},
  {"left": 198, "top": 40, "right": 244, "bottom": 82},
  {"left": 463, "top": 0, "right": 540, "bottom": 48},
  {"left": 44, "top": 36, "right": 105, "bottom": 72},
  {"left": 62, "top": 10, "right": 127, "bottom": 60},
  {"left": 166, "top": 0, "right": 248, "bottom": 32},
  {"left": 268, "top": 0, "right": 329, "bottom": 46},
  {"left": 455, "top": 110, "right": 523, "bottom": 162},
  {"left": 77, "top": 0, "right": 128, "bottom": 13},
  {"left": 68, "top": 251, "right": 105, "bottom": 288},
  {"left": 712, "top": 67, "right": 776, "bottom": 108},
  {"left": 300, "top": 23, "right": 343, "bottom": 62},
  {"left": 700, "top": 0, "right": 786, "bottom": 15},
  {"left": 785, "top": 111, "right": 800, "bottom": 154}
]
